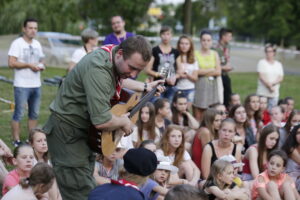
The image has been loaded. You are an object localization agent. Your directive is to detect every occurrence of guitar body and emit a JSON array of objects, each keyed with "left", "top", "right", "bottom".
[{"left": 88, "top": 92, "right": 141, "bottom": 156}]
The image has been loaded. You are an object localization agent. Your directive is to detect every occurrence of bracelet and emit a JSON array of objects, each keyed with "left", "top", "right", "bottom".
[{"left": 143, "top": 82, "right": 148, "bottom": 92}]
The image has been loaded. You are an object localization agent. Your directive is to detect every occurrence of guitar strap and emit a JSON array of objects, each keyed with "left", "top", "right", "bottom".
[{"left": 101, "top": 45, "right": 123, "bottom": 103}]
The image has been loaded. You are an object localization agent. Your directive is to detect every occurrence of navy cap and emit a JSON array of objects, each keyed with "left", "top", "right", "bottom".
[{"left": 124, "top": 148, "right": 157, "bottom": 176}]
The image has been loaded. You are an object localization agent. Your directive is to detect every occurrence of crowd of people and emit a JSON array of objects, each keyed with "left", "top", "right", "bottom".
[{"left": 0, "top": 16, "right": 299, "bottom": 200}]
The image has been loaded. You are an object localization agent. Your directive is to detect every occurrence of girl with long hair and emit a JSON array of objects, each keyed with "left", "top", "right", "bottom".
[
  {"left": 282, "top": 124, "right": 300, "bottom": 192},
  {"left": 155, "top": 125, "right": 200, "bottom": 185},
  {"left": 242, "top": 124, "right": 279, "bottom": 180},
  {"left": 229, "top": 104, "right": 256, "bottom": 152},
  {"left": 154, "top": 98, "right": 172, "bottom": 136},
  {"left": 175, "top": 35, "right": 198, "bottom": 108},
  {"left": 171, "top": 92, "right": 199, "bottom": 152},
  {"left": 191, "top": 108, "right": 222, "bottom": 169},
  {"left": 244, "top": 94, "right": 262, "bottom": 141},
  {"left": 203, "top": 160, "right": 249, "bottom": 200},
  {"left": 132, "top": 102, "right": 160, "bottom": 147}
]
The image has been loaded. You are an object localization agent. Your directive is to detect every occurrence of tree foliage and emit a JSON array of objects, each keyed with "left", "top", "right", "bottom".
[
  {"left": 0, "top": 0, "right": 153, "bottom": 35},
  {"left": 223, "top": 0, "right": 298, "bottom": 47}
]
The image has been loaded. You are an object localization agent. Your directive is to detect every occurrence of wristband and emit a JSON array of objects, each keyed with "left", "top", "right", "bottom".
[{"left": 143, "top": 82, "right": 148, "bottom": 92}]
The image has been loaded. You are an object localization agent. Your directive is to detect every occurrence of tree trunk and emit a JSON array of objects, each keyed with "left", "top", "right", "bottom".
[{"left": 183, "top": 0, "right": 192, "bottom": 34}]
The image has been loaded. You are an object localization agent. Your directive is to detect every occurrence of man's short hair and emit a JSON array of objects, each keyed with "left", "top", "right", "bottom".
[
  {"left": 118, "top": 35, "right": 152, "bottom": 62},
  {"left": 219, "top": 27, "right": 233, "bottom": 39},
  {"left": 160, "top": 26, "right": 172, "bottom": 35},
  {"left": 81, "top": 28, "right": 99, "bottom": 44},
  {"left": 23, "top": 18, "right": 38, "bottom": 27},
  {"left": 165, "top": 184, "right": 208, "bottom": 200},
  {"left": 110, "top": 15, "right": 124, "bottom": 22}
]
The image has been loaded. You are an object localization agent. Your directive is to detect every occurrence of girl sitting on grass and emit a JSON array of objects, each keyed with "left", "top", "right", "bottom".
[
  {"left": 251, "top": 149, "right": 300, "bottom": 200},
  {"left": 203, "top": 159, "right": 249, "bottom": 200}
]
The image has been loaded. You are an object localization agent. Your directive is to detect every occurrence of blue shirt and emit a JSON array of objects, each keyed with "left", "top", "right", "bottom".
[
  {"left": 88, "top": 183, "right": 147, "bottom": 200},
  {"left": 102, "top": 32, "right": 135, "bottom": 45}
]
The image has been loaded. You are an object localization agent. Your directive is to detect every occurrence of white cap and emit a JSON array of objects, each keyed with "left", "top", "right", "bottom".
[
  {"left": 156, "top": 156, "right": 178, "bottom": 174},
  {"left": 219, "top": 155, "right": 244, "bottom": 168}
]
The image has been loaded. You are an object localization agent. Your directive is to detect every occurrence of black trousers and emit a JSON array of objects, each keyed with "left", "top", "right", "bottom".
[{"left": 222, "top": 73, "right": 232, "bottom": 108}]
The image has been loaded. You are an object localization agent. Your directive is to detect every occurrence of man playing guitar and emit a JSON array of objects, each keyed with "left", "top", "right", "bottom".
[{"left": 43, "top": 36, "right": 164, "bottom": 200}]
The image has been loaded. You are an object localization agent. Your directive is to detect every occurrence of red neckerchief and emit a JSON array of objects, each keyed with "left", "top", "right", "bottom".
[
  {"left": 100, "top": 45, "right": 123, "bottom": 104},
  {"left": 111, "top": 179, "right": 140, "bottom": 191},
  {"left": 217, "top": 42, "right": 230, "bottom": 62}
]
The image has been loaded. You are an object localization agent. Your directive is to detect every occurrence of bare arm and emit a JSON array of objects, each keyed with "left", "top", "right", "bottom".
[
  {"left": 122, "top": 78, "right": 164, "bottom": 93},
  {"left": 93, "top": 165, "right": 111, "bottom": 185},
  {"left": 144, "top": 56, "right": 160, "bottom": 78},
  {"left": 201, "top": 144, "right": 212, "bottom": 179},
  {"left": 290, "top": 148, "right": 300, "bottom": 165},
  {"left": 152, "top": 185, "right": 168, "bottom": 196},
  {"left": 234, "top": 143, "right": 243, "bottom": 162},
  {"left": 206, "top": 52, "right": 221, "bottom": 77},
  {"left": 272, "top": 75, "right": 283, "bottom": 85},
  {"left": 8, "top": 56, "right": 40, "bottom": 71},
  {"left": 207, "top": 186, "right": 249, "bottom": 200},
  {"left": 257, "top": 176, "right": 277, "bottom": 200},
  {"left": 187, "top": 160, "right": 201, "bottom": 185},
  {"left": 199, "top": 128, "right": 212, "bottom": 148},
  {"left": 185, "top": 112, "right": 199, "bottom": 129},
  {"left": 258, "top": 72, "right": 273, "bottom": 91},
  {"left": 248, "top": 147, "right": 260, "bottom": 178}
]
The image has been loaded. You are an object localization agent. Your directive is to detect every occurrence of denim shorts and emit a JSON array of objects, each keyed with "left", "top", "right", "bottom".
[
  {"left": 12, "top": 87, "right": 41, "bottom": 121},
  {"left": 178, "top": 89, "right": 195, "bottom": 103}
]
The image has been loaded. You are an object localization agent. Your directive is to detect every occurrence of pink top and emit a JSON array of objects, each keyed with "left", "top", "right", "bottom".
[
  {"left": 2, "top": 169, "right": 21, "bottom": 195},
  {"left": 251, "top": 170, "right": 295, "bottom": 200}
]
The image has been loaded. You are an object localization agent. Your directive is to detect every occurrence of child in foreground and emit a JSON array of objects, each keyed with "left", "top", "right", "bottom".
[
  {"left": 251, "top": 149, "right": 299, "bottom": 200},
  {"left": 2, "top": 162, "right": 55, "bottom": 200},
  {"left": 203, "top": 159, "right": 249, "bottom": 200}
]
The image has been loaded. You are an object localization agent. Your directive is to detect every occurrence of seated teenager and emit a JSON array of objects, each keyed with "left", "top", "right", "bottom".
[
  {"left": 171, "top": 92, "right": 199, "bottom": 152},
  {"left": 156, "top": 125, "right": 200, "bottom": 186},
  {"left": 201, "top": 118, "right": 243, "bottom": 179},
  {"left": 192, "top": 108, "right": 222, "bottom": 169},
  {"left": 242, "top": 124, "right": 279, "bottom": 181}
]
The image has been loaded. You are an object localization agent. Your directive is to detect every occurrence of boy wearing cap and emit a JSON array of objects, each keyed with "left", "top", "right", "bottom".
[{"left": 88, "top": 148, "right": 157, "bottom": 200}]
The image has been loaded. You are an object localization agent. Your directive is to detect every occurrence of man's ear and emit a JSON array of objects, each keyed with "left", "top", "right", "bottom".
[{"left": 117, "top": 49, "right": 123, "bottom": 56}]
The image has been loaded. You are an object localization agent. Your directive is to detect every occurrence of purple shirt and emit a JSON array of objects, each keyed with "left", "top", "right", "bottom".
[{"left": 102, "top": 32, "right": 135, "bottom": 45}]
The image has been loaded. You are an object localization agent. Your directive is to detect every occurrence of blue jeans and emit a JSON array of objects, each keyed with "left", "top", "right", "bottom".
[
  {"left": 151, "top": 86, "right": 178, "bottom": 103},
  {"left": 178, "top": 89, "right": 195, "bottom": 103},
  {"left": 12, "top": 87, "right": 41, "bottom": 121}
]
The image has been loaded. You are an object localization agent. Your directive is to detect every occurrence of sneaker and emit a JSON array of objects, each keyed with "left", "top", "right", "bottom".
[{"left": 12, "top": 140, "right": 22, "bottom": 147}]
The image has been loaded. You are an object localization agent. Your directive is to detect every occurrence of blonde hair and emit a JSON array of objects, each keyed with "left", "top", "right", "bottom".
[
  {"left": 119, "top": 167, "right": 148, "bottom": 186},
  {"left": 204, "top": 160, "right": 232, "bottom": 190}
]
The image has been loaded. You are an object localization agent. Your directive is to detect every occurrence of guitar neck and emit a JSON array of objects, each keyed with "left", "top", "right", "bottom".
[{"left": 128, "top": 87, "right": 157, "bottom": 118}]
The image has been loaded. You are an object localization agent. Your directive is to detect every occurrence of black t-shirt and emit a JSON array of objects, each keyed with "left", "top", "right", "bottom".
[{"left": 152, "top": 46, "right": 179, "bottom": 80}]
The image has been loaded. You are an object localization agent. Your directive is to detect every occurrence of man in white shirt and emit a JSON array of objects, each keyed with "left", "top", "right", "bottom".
[{"left": 8, "top": 18, "right": 45, "bottom": 146}]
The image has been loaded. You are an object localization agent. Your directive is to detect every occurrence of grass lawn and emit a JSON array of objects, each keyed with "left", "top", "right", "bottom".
[{"left": 0, "top": 67, "right": 299, "bottom": 149}]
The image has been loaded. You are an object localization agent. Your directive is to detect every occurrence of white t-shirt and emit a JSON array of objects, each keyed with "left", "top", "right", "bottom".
[
  {"left": 70, "top": 47, "right": 87, "bottom": 64},
  {"left": 155, "top": 149, "right": 191, "bottom": 164},
  {"left": 1, "top": 185, "right": 37, "bottom": 200},
  {"left": 8, "top": 37, "right": 45, "bottom": 88},
  {"left": 176, "top": 61, "right": 198, "bottom": 90},
  {"left": 256, "top": 58, "right": 284, "bottom": 98},
  {"left": 131, "top": 126, "right": 161, "bottom": 144}
]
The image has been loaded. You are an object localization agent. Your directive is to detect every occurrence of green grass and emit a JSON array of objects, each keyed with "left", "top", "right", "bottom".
[{"left": 0, "top": 67, "right": 299, "bottom": 150}]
